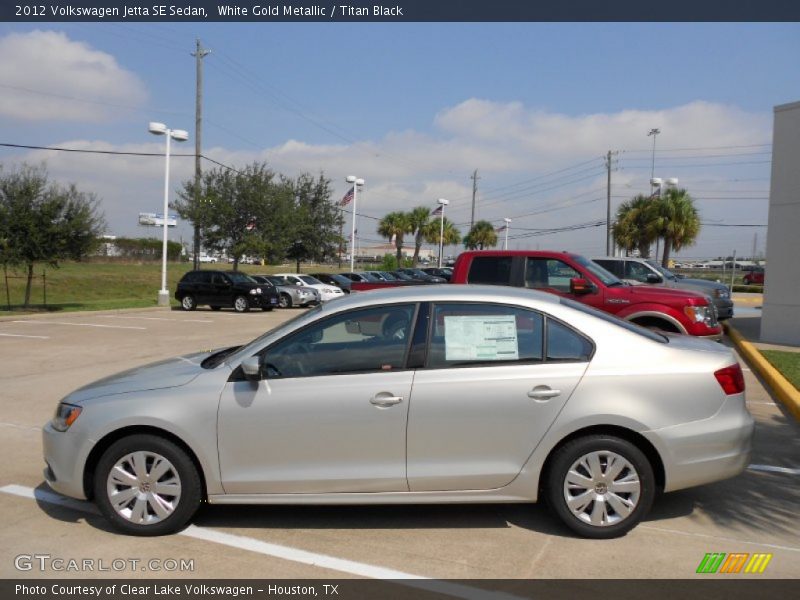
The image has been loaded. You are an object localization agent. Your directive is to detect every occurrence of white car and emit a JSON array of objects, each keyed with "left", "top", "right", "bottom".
[
  {"left": 273, "top": 273, "right": 346, "bottom": 302},
  {"left": 197, "top": 254, "right": 217, "bottom": 263}
]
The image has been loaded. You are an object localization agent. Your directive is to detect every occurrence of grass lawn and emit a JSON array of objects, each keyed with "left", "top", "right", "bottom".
[
  {"left": 760, "top": 350, "right": 800, "bottom": 391},
  {"left": 0, "top": 261, "right": 334, "bottom": 316}
]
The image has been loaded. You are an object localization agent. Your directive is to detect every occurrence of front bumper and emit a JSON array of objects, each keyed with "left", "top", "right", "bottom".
[
  {"left": 713, "top": 298, "right": 734, "bottom": 320},
  {"left": 644, "top": 394, "right": 754, "bottom": 493},
  {"left": 42, "top": 422, "right": 93, "bottom": 500},
  {"left": 250, "top": 294, "right": 279, "bottom": 308}
]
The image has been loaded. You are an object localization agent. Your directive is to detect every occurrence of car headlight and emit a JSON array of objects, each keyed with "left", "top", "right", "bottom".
[
  {"left": 713, "top": 288, "right": 730, "bottom": 299},
  {"left": 249, "top": 288, "right": 261, "bottom": 295},
  {"left": 324, "top": 288, "right": 336, "bottom": 293},
  {"left": 684, "top": 305, "right": 715, "bottom": 325},
  {"left": 51, "top": 403, "right": 82, "bottom": 432}
]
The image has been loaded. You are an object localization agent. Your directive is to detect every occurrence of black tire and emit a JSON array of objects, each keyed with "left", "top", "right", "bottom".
[
  {"left": 233, "top": 295, "right": 250, "bottom": 313},
  {"left": 546, "top": 435, "right": 655, "bottom": 539},
  {"left": 93, "top": 434, "right": 202, "bottom": 536},
  {"left": 279, "top": 293, "right": 292, "bottom": 309},
  {"left": 210, "top": 306, "right": 222, "bottom": 311},
  {"left": 180, "top": 295, "right": 196, "bottom": 311}
]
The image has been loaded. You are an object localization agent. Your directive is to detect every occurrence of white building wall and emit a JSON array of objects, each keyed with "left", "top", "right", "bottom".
[{"left": 761, "top": 101, "right": 800, "bottom": 345}]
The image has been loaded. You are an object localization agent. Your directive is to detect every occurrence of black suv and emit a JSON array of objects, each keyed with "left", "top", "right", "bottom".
[{"left": 175, "top": 270, "right": 279, "bottom": 312}]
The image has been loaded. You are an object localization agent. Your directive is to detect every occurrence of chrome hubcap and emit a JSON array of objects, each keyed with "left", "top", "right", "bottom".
[
  {"left": 563, "top": 450, "right": 640, "bottom": 527},
  {"left": 182, "top": 297, "right": 193, "bottom": 309},
  {"left": 106, "top": 451, "right": 181, "bottom": 525},
  {"left": 235, "top": 298, "right": 247, "bottom": 311}
]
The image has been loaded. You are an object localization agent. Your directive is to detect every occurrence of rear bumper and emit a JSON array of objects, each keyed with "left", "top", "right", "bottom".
[{"left": 644, "top": 394, "right": 754, "bottom": 492}]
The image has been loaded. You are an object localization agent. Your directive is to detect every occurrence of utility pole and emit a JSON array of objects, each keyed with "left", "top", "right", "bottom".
[
  {"left": 470, "top": 169, "right": 479, "bottom": 230},
  {"left": 192, "top": 38, "right": 210, "bottom": 270},
  {"left": 604, "top": 151, "right": 619, "bottom": 255},
  {"left": 752, "top": 232, "right": 758, "bottom": 262}
]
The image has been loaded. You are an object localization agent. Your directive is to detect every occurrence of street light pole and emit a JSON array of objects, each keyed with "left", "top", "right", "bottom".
[
  {"left": 503, "top": 217, "right": 511, "bottom": 250},
  {"left": 149, "top": 122, "right": 188, "bottom": 306},
  {"left": 346, "top": 175, "right": 364, "bottom": 272},
  {"left": 437, "top": 198, "right": 449, "bottom": 267}
]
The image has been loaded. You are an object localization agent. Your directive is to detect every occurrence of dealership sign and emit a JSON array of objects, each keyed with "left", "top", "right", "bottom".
[{"left": 139, "top": 213, "right": 177, "bottom": 227}]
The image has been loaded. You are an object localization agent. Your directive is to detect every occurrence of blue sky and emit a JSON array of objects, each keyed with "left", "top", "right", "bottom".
[{"left": 1, "top": 22, "right": 798, "bottom": 258}]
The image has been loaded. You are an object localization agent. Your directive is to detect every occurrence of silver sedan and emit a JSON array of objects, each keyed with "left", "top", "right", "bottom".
[{"left": 42, "top": 285, "right": 753, "bottom": 538}]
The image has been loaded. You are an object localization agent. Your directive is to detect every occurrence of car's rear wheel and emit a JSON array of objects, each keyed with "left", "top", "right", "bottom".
[
  {"left": 279, "top": 293, "right": 292, "bottom": 309},
  {"left": 233, "top": 295, "right": 250, "bottom": 313},
  {"left": 180, "top": 295, "right": 196, "bottom": 311},
  {"left": 546, "top": 435, "right": 655, "bottom": 539},
  {"left": 94, "top": 434, "right": 202, "bottom": 536}
]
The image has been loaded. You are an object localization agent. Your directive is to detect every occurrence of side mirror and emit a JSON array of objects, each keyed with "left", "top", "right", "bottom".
[
  {"left": 241, "top": 356, "right": 262, "bottom": 381},
  {"left": 570, "top": 278, "right": 593, "bottom": 295},
  {"left": 645, "top": 273, "right": 662, "bottom": 284}
]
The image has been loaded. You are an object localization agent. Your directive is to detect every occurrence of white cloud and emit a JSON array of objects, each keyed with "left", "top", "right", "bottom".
[
  {"left": 0, "top": 30, "right": 147, "bottom": 121},
  {"left": 5, "top": 99, "right": 772, "bottom": 258}
]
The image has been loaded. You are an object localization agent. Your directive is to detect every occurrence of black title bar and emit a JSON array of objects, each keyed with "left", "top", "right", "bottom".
[{"left": 4, "top": 0, "right": 800, "bottom": 22}]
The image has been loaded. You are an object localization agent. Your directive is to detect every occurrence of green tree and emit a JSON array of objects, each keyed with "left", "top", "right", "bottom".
[
  {"left": 176, "top": 162, "right": 294, "bottom": 270},
  {"left": 0, "top": 164, "right": 105, "bottom": 307},
  {"left": 407, "top": 206, "right": 432, "bottom": 265},
  {"left": 289, "top": 173, "right": 343, "bottom": 268},
  {"left": 424, "top": 217, "right": 461, "bottom": 259},
  {"left": 652, "top": 188, "right": 701, "bottom": 267},
  {"left": 463, "top": 220, "right": 498, "bottom": 250},
  {"left": 377, "top": 211, "right": 412, "bottom": 266},
  {"left": 612, "top": 195, "right": 658, "bottom": 258}
]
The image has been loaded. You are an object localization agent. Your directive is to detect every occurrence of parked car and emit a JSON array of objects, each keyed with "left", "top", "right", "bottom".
[
  {"left": 397, "top": 268, "right": 447, "bottom": 283},
  {"left": 175, "top": 270, "right": 278, "bottom": 312},
  {"left": 591, "top": 257, "right": 734, "bottom": 320},
  {"left": 743, "top": 268, "right": 765, "bottom": 285},
  {"left": 42, "top": 285, "right": 752, "bottom": 538},
  {"left": 422, "top": 267, "right": 453, "bottom": 282},
  {"left": 339, "top": 272, "right": 369, "bottom": 282},
  {"left": 451, "top": 251, "right": 722, "bottom": 339},
  {"left": 197, "top": 254, "right": 217, "bottom": 264},
  {"left": 251, "top": 275, "right": 320, "bottom": 308},
  {"left": 310, "top": 272, "right": 352, "bottom": 294},
  {"left": 273, "top": 273, "right": 346, "bottom": 303}
]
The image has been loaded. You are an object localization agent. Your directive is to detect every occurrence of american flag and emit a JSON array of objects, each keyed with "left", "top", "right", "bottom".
[
  {"left": 431, "top": 205, "right": 443, "bottom": 217},
  {"left": 495, "top": 224, "right": 507, "bottom": 233},
  {"left": 340, "top": 187, "right": 354, "bottom": 206}
]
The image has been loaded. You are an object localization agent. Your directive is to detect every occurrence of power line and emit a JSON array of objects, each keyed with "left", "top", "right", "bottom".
[{"left": 0, "top": 142, "right": 195, "bottom": 157}]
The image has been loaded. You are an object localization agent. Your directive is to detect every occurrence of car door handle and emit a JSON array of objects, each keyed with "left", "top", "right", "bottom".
[
  {"left": 528, "top": 387, "right": 561, "bottom": 400},
  {"left": 370, "top": 395, "right": 403, "bottom": 407}
]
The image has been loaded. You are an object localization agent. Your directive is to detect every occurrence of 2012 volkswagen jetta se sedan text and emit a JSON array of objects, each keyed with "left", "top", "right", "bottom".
[{"left": 42, "top": 286, "right": 754, "bottom": 538}]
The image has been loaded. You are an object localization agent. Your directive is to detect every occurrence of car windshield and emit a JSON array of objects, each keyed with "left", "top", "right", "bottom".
[
  {"left": 360, "top": 272, "right": 382, "bottom": 282},
  {"left": 380, "top": 272, "right": 398, "bottom": 280},
  {"left": 558, "top": 297, "right": 667, "bottom": 343},
  {"left": 299, "top": 275, "right": 322, "bottom": 285},
  {"left": 646, "top": 260, "right": 677, "bottom": 280},
  {"left": 266, "top": 276, "right": 283, "bottom": 285},
  {"left": 327, "top": 274, "right": 350, "bottom": 285},
  {"left": 573, "top": 255, "right": 622, "bottom": 286},
  {"left": 228, "top": 272, "right": 256, "bottom": 283}
]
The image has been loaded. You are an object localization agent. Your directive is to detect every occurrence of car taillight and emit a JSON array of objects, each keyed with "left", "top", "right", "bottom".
[{"left": 714, "top": 364, "right": 745, "bottom": 395}]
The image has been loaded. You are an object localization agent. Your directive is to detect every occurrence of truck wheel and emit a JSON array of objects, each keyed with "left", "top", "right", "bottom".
[
  {"left": 546, "top": 435, "right": 655, "bottom": 539},
  {"left": 93, "top": 434, "right": 202, "bottom": 536}
]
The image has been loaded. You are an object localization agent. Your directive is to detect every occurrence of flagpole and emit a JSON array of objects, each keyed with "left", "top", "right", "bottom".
[
  {"left": 437, "top": 198, "right": 449, "bottom": 268},
  {"left": 503, "top": 217, "right": 511, "bottom": 250},
  {"left": 346, "top": 176, "right": 364, "bottom": 272}
]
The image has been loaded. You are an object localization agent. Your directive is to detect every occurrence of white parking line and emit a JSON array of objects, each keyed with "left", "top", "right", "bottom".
[
  {"left": 12, "top": 320, "right": 146, "bottom": 330},
  {"left": 0, "top": 422, "right": 41, "bottom": 431},
  {"left": 99, "top": 316, "right": 213, "bottom": 323},
  {"left": 748, "top": 464, "right": 800, "bottom": 475},
  {"left": 0, "top": 484, "right": 520, "bottom": 600},
  {"left": 0, "top": 333, "right": 50, "bottom": 339},
  {"left": 638, "top": 524, "right": 800, "bottom": 553}
]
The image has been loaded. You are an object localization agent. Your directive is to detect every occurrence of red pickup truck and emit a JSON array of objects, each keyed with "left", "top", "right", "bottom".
[{"left": 451, "top": 250, "right": 722, "bottom": 339}]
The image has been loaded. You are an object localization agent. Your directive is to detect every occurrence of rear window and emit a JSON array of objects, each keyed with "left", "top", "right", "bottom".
[
  {"left": 558, "top": 297, "right": 667, "bottom": 343},
  {"left": 467, "top": 256, "right": 513, "bottom": 285}
]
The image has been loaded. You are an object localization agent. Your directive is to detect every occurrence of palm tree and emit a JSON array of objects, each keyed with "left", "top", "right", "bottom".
[
  {"left": 407, "top": 206, "right": 432, "bottom": 265},
  {"left": 378, "top": 211, "right": 412, "bottom": 266},
  {"left": 613, "top": 195, "right": 658, "bottom": 258},
  {"left": 652, "top": 188, "right": 700, "bottom": 267},
  {"left": 463, "top": 220, "right": 498, "bottom": 250},
  {"left": 424, "top": 217, "right": 461, "bottom": 259}
]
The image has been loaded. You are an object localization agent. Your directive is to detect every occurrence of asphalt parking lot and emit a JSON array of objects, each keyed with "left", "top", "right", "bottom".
[{"left": 1, "top": 304, "right": 798, "bottom": 582}]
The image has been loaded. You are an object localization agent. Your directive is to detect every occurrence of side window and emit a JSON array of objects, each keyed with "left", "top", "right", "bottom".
[
  {"left": 263, "top": 304, "right": 415, "bottom": 378},
  {"left": 467, "top": 257, "right": 513, "bottom": 285},
  {"left": 198, "top": 272, "right": 213, "bottom": 284},
  {"left": 594, "top": 259, "right": 621, "bottom": 278},
  {"left": 525, "top": 259, "right": 580, "bottom": 292},
  {"left": 211, "top": 273, "right": 229, "bottom": 285},
  {"left": 625, "top": 261, "right": 652, "bottom": 283},
  {"left": 546, "top": 319, "right": 593, "bottom": 361},
  {"left": 182, "top": 272, "right": 200, "bottom": 284},
  {"left": 427, "top": 303, "right": 544, "bottom": 369}
]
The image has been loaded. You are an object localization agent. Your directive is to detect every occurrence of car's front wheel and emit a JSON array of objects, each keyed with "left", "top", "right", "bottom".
[
  {"left": 180, "top": 295, "right": 196, "bottom": 311},
  {"left": 278, "top": 293, "right": 292, "bottom": 309},
  {"left": 93, "top": 434, "right": 202, "bottom": 536},
  {"left": 233, "top": 295, "right": 250, "bottom": 313},
  {"left": 546, "top": 435, "right": 655, "bottom": 539}
]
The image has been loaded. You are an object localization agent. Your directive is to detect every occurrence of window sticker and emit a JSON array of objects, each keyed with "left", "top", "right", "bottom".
[{"left": 444, "top": 315, "right": 519, "bottom": 361}]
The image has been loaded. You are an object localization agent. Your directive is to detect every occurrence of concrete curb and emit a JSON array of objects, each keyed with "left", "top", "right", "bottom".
[
  {"left": 0, "top": 305, "right": 172, "bottom": 322},
  {"left": 724, "top": 322, "right": 800, "bottom": 422}
]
